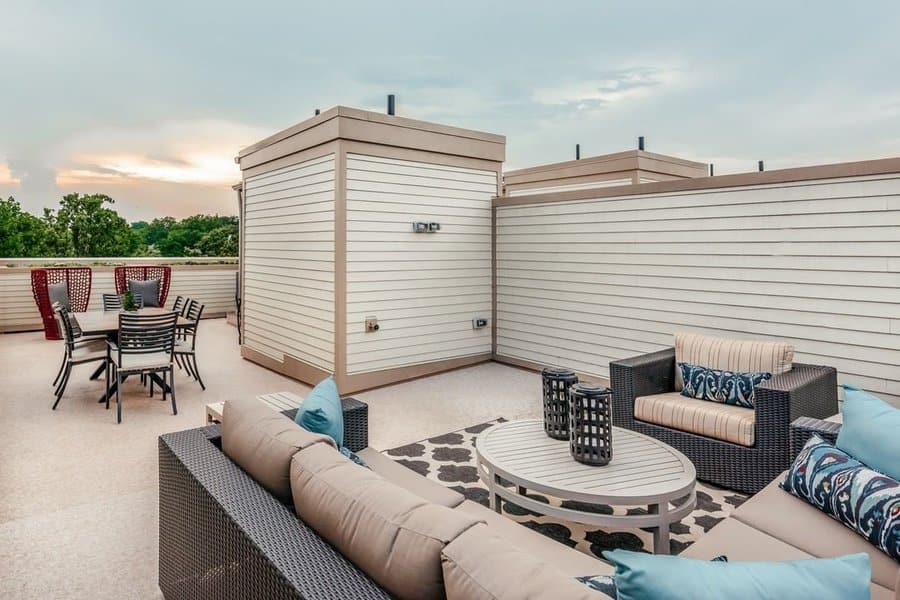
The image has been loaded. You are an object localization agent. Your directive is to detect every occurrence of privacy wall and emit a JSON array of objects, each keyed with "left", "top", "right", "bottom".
[
  {"left": 0, "top": 259, "right": 237, "bottom": 332},
  {"left": 495, "top": 161, "right": 900, "bottom": 406}
]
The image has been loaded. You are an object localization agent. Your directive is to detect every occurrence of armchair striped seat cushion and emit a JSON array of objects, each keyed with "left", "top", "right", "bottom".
[
  {"left": 674, "top": 332, "right": 794, "bottom": 392},
  {"left": 635, "top": 392, "right": 756, "bottom": 446}
]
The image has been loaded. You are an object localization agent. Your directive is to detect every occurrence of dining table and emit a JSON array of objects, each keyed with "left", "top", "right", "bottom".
[{"left": 72, "top": 308, "right": 190, "bottom": 403}]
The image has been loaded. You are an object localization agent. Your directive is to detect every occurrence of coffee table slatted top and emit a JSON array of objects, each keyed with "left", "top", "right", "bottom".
[{"left": 477, "top": 420, "right": 696, "bottom": 504}]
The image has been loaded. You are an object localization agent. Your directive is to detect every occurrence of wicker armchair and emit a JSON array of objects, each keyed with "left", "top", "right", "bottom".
[
  {"left": 158, "top": 398, "right": 388, "bottom": 600},
  {"left": 609, "top": 348, "right": 838, "bottom": 494},
  {"left": 31, "top": 267, "right": 92, "bottom": 339},
  {"left": 114, "top": 265, "right": 171, "bottom": 307}
]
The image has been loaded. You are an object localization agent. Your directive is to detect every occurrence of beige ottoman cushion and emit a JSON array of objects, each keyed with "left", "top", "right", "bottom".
[
  {"left": 674, "top": 332, "right": 793, "bottom": 391},
  {"left": 221, "top": 397, "right": 336, "bottom": 503},
  {"left": 291, "top": 443, "right": 482, "bottom": 600},
  {"left": 441, "top": 524, "right": 612, "bottom": 600},
  {"left": 635, "top": 392, "right": 756, "bottom": 446}
]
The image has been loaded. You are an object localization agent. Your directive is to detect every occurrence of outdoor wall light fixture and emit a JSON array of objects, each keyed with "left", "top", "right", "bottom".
[{"left": 412, "top": 222, "right": 441, "bottom": 233}]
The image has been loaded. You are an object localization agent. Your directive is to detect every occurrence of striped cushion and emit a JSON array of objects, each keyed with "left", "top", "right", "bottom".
[
  {"left": 674, "top": 332, "right": 793, "bottom": 392},
  {"left": 635, "top": 392, "right": 756, "bottom": 446}
]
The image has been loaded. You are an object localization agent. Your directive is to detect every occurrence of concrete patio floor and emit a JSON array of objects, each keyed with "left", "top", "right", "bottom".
[{"left": 0, "top": 318, "right": 542, "bottom": 599}]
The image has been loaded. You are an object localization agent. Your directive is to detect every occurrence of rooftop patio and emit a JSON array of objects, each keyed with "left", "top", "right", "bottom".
[{"left": 0, "top": 318, "right": 543, "bottom": 599}]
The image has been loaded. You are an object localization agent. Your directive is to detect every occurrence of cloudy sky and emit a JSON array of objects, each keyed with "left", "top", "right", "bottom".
[{"left": 2, "top": 1, "right": 899, "bottom": 221}]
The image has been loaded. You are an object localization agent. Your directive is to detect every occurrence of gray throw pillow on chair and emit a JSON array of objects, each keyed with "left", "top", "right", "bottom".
[
  {"left": 128, "top": 279, "right": 160, "bottom": 307},
  {"left": 48, "top": 282, "right": 71, "bottom": 311}
]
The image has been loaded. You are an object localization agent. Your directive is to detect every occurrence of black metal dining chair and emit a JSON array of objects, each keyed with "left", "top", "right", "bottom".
[
  {"left": 52, "top": 305, "right": 107, "bottom": 409},
  {"left": 171, "top": 295, "right": 186, "bottom": 314},
  {"left": 103, "top": 293, "right": 143, "bottom": 311},
  {"left": 173, "top": 301, "right": 205, "bottom": 390},
  {"left": 105, "top": 311, "right": 178, "bottom": 423}
]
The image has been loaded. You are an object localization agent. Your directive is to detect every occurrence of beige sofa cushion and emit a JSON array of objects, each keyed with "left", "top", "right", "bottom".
[
  {"left": 290, "top": 443, "right": 482, "bottom": 600},
  {"left": 357, "top": 447, "right": 465, "bottom": 508},
  {"left": 674, "top": 332, "right": 794, "bottom": 391},
  {"left": 731, "top": 474, "right": 900, "bottom": 591},
  {"left": 635, "top": 392, "right": 756, "bottom": 446},
  {"left": 221, "top": 397, "right": 336, "bottom": 503},
  {"left": 441, "top": 524, "right": 612, "bottom": 600},
  {"left": 682, "top": 517, "right": 896, "bottom": 600},
  {"left": 454, "top": 500, "right": 608, "bottom": 577}
]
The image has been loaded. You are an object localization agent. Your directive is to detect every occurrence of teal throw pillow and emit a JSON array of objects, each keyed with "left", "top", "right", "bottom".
[
  {"left": 295, "top": 377, "right": 343, "bottom": 448},
  {"left": 836, "top": 385, "right": 900, "bottom": 481},
  {"left": 602, "top": 549, "right": 870, "bottom": 600}
]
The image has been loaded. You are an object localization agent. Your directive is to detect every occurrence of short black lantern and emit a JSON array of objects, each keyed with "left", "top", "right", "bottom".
[
  {"left": 542, "top": 367, "right": 578, "bottom": 440},
  {"left": 568, "top": 383, "right": 613, "bottom": 465}
]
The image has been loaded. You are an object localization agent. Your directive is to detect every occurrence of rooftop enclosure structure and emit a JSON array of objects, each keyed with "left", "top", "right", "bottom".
[
  {"left": 495, "top": 157, "right": 900, "bottom": 407},
  {"left": 235, "top": 106, "right": 505, "bottom": 393},
  {"left": 502, "top": 150, "right": 708, "bottom": 197}
]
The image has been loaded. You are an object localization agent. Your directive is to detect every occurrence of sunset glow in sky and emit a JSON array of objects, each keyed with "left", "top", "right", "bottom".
[{"left": 2, "top": 1, "right": 899, "bottom": 221}]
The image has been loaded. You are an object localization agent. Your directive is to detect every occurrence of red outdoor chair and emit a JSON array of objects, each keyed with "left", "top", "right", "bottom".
[
  {"left": 114, "top": 265, "right": 172, "bottom": 308},
  {"left": 31, "top": 267, "right": 93, "bottom": 340}
]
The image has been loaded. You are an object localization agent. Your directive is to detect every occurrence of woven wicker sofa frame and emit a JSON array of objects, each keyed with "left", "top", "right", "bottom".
[
  {"left": 158, "top": 397, "right": 392, "bottom": 600},
  {"left": 609, "top": 348, "right": 838, "bottom": 495}
]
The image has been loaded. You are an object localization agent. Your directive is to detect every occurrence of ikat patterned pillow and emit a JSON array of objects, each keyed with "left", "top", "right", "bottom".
[
  {"left": 781, "top": 435, "right": 899, "bottom": 561},
  {"left": 678, "top": 362, "right": 772, "bottom": 408}
]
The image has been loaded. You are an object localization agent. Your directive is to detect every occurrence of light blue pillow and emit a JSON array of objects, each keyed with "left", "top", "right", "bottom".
[
  {"left": 295, "top": 377, "right": 343, "bottom": 448},
  {"left": 837, "top": 385, "right": 900, "bottom": 481},
  {"left": 602, "top": 549, "right": 870, "bottom": 600}
]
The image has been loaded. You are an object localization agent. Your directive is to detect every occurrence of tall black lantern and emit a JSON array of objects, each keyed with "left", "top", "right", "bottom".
[
  {"left": 568, "top": 383, "right": 613, "bottom": 465},
  {"left": 541, "top": 367, "right": 578, "bottom": 440}
]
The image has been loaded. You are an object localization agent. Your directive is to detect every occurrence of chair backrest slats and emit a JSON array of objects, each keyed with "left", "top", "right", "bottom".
[{"left": 117, "top": 312, "right": 178, "bottom": 357}]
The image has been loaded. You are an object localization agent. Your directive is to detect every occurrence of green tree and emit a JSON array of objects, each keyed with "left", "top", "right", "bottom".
[
  {"left": 0, "top": 197, "right": 57, "bottom": 257},
  {"left": 46, "top": 193, "right": 142, "bottom": 257},
  {"left": 192, "top": 224, "right": 239, "bottom": 256}
]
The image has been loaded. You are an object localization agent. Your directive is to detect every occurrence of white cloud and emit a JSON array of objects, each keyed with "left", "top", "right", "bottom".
[
  {"left": 0, "top": 161, "right": 20, "bottom": 186},
  {"left": 532, "top": 66, "right": 682, "bottom": 107},
  {"left": 53, "top": 119, "right": 270, "bottom": 187}
]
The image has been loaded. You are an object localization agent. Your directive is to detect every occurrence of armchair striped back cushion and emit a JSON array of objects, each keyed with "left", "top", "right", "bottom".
[{"left": 674, "top": 332, "right": 794, "bottom": 392}]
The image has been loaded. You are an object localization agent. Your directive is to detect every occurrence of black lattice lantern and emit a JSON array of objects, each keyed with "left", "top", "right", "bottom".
[
  {"left": 569, "top": 383, "right": 613, "bottom": 465},
  {"left": 542, "top": 367, "right": 578, "bottom": 440}
]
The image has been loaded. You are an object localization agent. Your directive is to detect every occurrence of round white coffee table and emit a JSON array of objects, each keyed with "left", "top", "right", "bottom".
[{"left": 475, "top": 419, "right": 697, "bottom": 554}]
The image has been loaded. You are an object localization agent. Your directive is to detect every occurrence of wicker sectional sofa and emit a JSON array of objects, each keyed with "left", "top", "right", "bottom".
[{"left": 158, "top": 398, "right": 898, "bottom": 599}]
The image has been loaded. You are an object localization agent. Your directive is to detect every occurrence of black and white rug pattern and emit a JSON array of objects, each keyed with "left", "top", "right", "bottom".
[{"left": 383, "top": 419, "right": 748, "bottom": 558}]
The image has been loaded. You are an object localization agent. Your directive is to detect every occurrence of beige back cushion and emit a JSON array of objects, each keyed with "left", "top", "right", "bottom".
[
  {"left": 441, "top": 524, "right": 611, "bottom": 600},
  {"left": 221, "top": 397, "right": 336, "bottom": 504},
  {"left": 674, "top": 332, "right": 794, "bottom": 391},
  {"left": 291, "top": 444, "right": 482, "bottom": 600}
]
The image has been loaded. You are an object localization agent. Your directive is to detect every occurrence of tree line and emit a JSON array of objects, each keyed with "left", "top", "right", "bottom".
[{"left": 1, "top": 193, "right": 238, "bottom": 258}]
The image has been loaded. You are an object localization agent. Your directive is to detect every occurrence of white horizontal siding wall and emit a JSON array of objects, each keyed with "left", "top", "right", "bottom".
[
  {"left": 345, "top": 154, "right": 495, "bottom": 374},
  {"left": 496, "top": 173, "right": 900, "bottom": 406},
  {"left": 506, "top": 178, "right": 633, "bottom": 196},
  {"left": 0, "top": 264, "right": 236, "bottom": 331},
  {"left": 242, "top": 154, "right": 335, "bottom": 370}
]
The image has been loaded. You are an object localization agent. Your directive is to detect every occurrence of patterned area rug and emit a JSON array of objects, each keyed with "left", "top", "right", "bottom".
[{"left": 383, "top": 419, "right": 748, "bottom": 557}]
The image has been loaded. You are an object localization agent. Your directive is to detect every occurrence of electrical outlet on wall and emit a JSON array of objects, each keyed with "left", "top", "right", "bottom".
[
  {"left": 472, "top": 317, "right": 488, "bottom": 329},
  {"left": 365, "top": 316, "right": 379, "bottom": 332}
]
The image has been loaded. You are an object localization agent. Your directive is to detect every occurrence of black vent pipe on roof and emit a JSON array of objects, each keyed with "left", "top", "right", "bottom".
[
  {"left": 758, "top": 160, "right": 765, "bottom": 172},
  {"left": 709, "top": 163, "right": 714, "bottom": 176},
  {"left": 387, "top": 94, "right": 396, "bottom": 115},
  {"left": 638, "top": 136, "right": 645, "bottom": 151},
  {"left": 314, "top": 108, "right": 320, "bottom": 116},
  {"left": 575, "top": 144, "right": 581, "bottom": 160}
]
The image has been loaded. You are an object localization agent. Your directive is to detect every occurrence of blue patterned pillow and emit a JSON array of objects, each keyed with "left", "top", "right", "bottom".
[
  {"left": 781, "top": 435, "right": 899, "bottom": 561},
  {"left": 678, "top": 362, "right": 771, "bottom": 408},
  {"left": 577, "top": 556, "right": 728, "bottom": 597}
]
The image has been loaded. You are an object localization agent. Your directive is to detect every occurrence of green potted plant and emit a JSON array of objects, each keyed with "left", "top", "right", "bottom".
[{"left": 122, "top": 290, "right": 139, "bottom": 312}]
